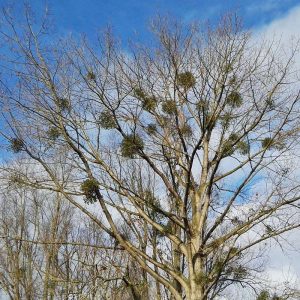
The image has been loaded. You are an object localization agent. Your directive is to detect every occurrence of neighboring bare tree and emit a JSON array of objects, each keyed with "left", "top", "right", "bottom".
[
  {"left": 0, "top": 188, "right": 41, "bottom": 300},
  {"left": 1, "top": 7, "right": 300, "bottom": 300},
  {"left": 0, "top": 177, "right": 142, "bottom": 299}
]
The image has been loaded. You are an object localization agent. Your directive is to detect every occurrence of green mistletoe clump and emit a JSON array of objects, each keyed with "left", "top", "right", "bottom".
[
  {"left": 146, "top": 123, "right": 157, "bottom": 135},
  {"left": 98, "top": 110, "right": 117, "bottom": 129},
  {"left": 80, "top": 179, "right": 99, "bottom": 204},
  {"left": 134, "top": 88, "right": 157, "bottom": 112},
  {"left": 120, "top": 134, "right": 144, "bottom": 158},
  {"left": 10, "top": 138, "right": 24, "bottom": 153},
  {"left": 227, "top": 91, "right": 243, "bottom": 108},
  {"left": 86, "top": 71, "right": 96, "bottom": 80},
  {"left": 47, "top": 127, "right": 61, "bottom": 140},
  {"left": 177, "top": 71, "right": 196, "bottom": 89},
  {"left": 162, "top": 100, "right": 177, "bottom": 115},
  {"left": 57, "top": 98, "right": 71, "bottom": 112}
]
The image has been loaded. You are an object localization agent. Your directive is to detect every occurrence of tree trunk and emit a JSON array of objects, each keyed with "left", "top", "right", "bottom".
[
  {"left": 187, "top": 226, "right": 207, "bottom": 300},
  {"left": 152, "top": 232, "right": 162, "bottom": 300},
  {"left": 171, "top": 224, "right": 182, "bottom": 299},
  {"left": 43, "top": 195, "right": 61, "bottom": 300},
  {"left": 187, "top": 275, "right": 206, "bottom": 300}
]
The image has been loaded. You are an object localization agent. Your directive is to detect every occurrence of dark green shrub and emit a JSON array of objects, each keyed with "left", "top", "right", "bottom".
[
  {"left": 80, "top": 179, "right": 99, "bottom": 204},
  {"left": 57, "top": 98, "right": 71, "bottom": 112},
  {"left": 47, "top": 127, "right": 60, "bottom": 140},
  {"left": 10, "top": 138, "right": 24, "bottom": 153},
  {"left": 227, "top": 91, "right": 243, "bottom": 108},
  {"left": 223, "top": 134, "right": 249, "bottom": 156},
  {"left": 177, "top": 71, "right": 196, "bottom": 89},
  {"left": 162, "top": 100, "right": 177, "bottom": 115},
  {"left": 222, "top": 133, "right": 238, "bottom": 157},
  {"left": 146, "top": 123, "right": 157, "bottom": 135},
  {"left": 133, "top": 88, "right": 146, "bottom": 99},
  {"left": 147, "top": 195, "right": 162, "bottom": 221},
  {"left": 262, "top": 137, "right": 273, "bottom": 149},
  {"left": 237, "top": 140, "right": 250, "bottom": 155},
  {"left": 181, "top": 123, "right": 192, "bottom": 137},
  {"left": 220, "top": 112, "right": 232, "bottom": 128},
  {"left": 142, "top": 97, "right": 157, "bottom": 111},
  {"left": 233, "top": 265, "right": 248, "bottom": 279},
  {"left": 133, "top": 88, "right": 157, "bottom": 111},
  {"left": 120, "top": 134, "right": 144, "bottom": 158},
  {"left": 262, "top": 137, "right": 284, "bottom": 150},
  {"left": 266, "top": 98, "right": 275, "bottom": 109},
  {"left": 98, "top": 111, "right": 116, "bottom": 129},
  {"left": 256, "top": 291, "right": 270, "bottom": 300},
  {"left": 86, "top": 71, "right": 96, "bottom": 80},
  {"left": 222, "top": 141, "right": 235, "bottom": 157}
]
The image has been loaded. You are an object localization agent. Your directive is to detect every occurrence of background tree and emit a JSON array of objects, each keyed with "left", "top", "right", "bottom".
[
  {"left": 1, "top": 8, "right": 300, "bottom": 300},
  {"left": 0, "top": 173, "right": 145, "bottom": 299}
]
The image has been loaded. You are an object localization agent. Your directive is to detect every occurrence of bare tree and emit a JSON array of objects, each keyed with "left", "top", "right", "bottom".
[
  {"left": 0, "top": 188, "right": 41, "bottom": 299},
  {"left": 0, "top": 173, "right": 140, "bottom": 299},
  {"left": 1, "top": 8, "right": 300, "bottom": 300}
]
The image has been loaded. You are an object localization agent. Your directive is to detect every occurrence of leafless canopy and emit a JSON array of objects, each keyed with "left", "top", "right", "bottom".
[{"left": 1, "top": 9, "right": 300, "bottom": 300}]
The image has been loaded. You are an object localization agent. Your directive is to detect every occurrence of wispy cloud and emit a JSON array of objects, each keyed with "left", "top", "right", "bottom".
[
  {"left": 246, "top": 0, "right": 282, "bottom": 14},
  {"left": 256, "top": 4, "right": 300, "bottom": 39},
  {"left": 182, "top": 5, "right": 222, "bottom": 24}
]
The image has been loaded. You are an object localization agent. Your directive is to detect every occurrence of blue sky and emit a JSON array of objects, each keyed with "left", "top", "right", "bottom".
[
  {"left": 2, "top": 0, "right": 300, "bottom": 41},
  {"left": 1, "top": 0, "right": 300, "bottom": 157}
]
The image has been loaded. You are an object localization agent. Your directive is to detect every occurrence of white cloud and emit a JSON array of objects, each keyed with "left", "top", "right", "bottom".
[
  {"left": 252, "top": 5, "right": 300, "bottom": 293},
  {"left": 255, "top": 4, "right": 300, "bottom": 41}
]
